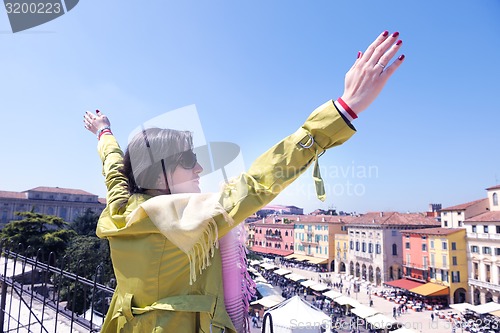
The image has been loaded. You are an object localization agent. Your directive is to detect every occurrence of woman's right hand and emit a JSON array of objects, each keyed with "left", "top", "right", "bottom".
[
  {"left": 340, "top": 30, "right": 405, "bottom": 116},
  {"left": 83, "top": 110, "right": 111, "bottom": 136}
]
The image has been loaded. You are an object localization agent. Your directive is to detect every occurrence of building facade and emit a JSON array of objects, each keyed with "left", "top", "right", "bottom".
[
  {"left": 293, "top": 215, "right": 349, "bottom": 270},
  {"left": 440, "top": 198, "right": 489, "bottom": 228},
  {"left": 465, "top": 185, "right": 500, "bottom": 305},
  {"left": 250, "top": 216, "right": 295, "bottom": 257},
  {"left": 401, "top": 227, "right": 468, "bottom": 305},
  {"left": 343, "top": 212, "right": 440, "bottom": 286},
  {"left": 0, "top": 187, "right": 105, "bottom": 228}
]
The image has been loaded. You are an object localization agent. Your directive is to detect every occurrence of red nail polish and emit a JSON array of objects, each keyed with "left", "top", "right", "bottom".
[
  {"left": 398, "top": 54, "right": 405, "bottom": 61},
  {"left": 382, "top": 30, "right": 389, "bottom": 37},
  {"left": 392, "top": 31, "right": 399, "bottom": 38},
  {"left": 396, "top": 40, "right": 402, "bottom": 46},
  {"left": 357, "top": 51, "right": 362, "bottom": 59},
  {"left": 96, "top": 109, "right": 100, "bottom": 113}
]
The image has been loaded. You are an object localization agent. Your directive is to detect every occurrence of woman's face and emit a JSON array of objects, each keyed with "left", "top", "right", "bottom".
[{"left": 166, "top": 162, "right": 203, "bottom": 194}]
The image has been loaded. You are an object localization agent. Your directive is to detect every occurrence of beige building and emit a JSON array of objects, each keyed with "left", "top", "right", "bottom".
[
  {"left": 343, "top": 212, "right": 440, "bottom": 286},
  {"left": 465, "top": 185, "right": 500, "bottom": 304},
  {"left": 440, "top": 198, "right": 489, "bottom": 228},
  {"left": 0, "top": 186, "right": 105, "bottom": 228}
]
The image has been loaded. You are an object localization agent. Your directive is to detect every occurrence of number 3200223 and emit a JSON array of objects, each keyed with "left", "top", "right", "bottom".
[{"left": 5, "top": 2, "right": 62, "bottom": 14}]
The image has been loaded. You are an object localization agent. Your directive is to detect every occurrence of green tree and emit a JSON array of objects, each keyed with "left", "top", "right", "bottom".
[
  {"left": 1, "top": 211, "right": 76, "bottom": 260},
  {"left": 70, "top": 208, "right": 99, "bottom": 236}
]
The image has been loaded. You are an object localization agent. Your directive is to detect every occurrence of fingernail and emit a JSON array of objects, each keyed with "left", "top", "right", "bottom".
[
  {"left": 357, "top": 51, "right": 362, "bottom": 59},
  {"left": 382, "top": 30, "right": 389, "bottom": 37},
  {"left": 96, "top": 109, "right": 100, "bottom": 113},
  {"left": 398, "top": 54, "right": 405, "bottom": 61},
  {"left": 396, "top": 40, "right": 402, "bottom": 46},
  {"left": 392, "top": 31, "right": 399, "bottom": 38}
]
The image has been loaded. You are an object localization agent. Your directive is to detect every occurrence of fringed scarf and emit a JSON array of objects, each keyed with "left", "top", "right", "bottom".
[{"left": 127, "top": 193, "right": 255, "bottom": 333}]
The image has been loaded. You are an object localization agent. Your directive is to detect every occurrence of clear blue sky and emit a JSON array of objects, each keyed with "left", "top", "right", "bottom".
[{"left": 1, "top": 0, "right": 499, "bottom": 214}]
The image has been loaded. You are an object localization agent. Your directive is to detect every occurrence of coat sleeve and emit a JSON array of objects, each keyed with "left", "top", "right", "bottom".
[
  {"left": 216, "top": 100, "right": 356, "bottom": 236},
  {"left": 96, "top": 134, "right": 131, "bottom": 231}
]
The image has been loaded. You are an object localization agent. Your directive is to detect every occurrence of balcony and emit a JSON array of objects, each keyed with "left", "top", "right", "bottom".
[
  {"left": 355, "top": 252, "right": 373, "bottom": 261},
  {"left": 301, "top": 239, "right": 319, "bottom": 245},
  {"left": 468, "top": 278, "right": 500, "bottom": 291},
  {"left": 265, "top": 234, "right": 282, "bottom": 241},
  {"left": 467, "top": 232, "right": 500, "bottom": 241},
  {"left": 402, "top": 261, "right": 428, "bottom": 270}
]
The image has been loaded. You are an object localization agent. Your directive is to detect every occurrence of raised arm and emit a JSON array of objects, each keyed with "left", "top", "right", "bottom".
[
  {"left": 84, "top": 111, "right": 130, "bottom": 228},
  {"left": 216, "top": 30, "right": 405, "bottom": 234}
]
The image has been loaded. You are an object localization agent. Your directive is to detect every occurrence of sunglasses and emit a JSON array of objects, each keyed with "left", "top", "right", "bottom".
[{"left": 171, "top": 150, "right": 198, "bottom": 169}]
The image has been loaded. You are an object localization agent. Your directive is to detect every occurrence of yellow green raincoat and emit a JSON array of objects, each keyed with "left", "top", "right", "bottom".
[{"left": 96, "top": 100, "right": 355, "bottom": 332}]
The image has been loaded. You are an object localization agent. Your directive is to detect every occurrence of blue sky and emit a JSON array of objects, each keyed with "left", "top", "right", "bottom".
[{"left": 1, "top": 0, "right": 499, "bottom": 214}]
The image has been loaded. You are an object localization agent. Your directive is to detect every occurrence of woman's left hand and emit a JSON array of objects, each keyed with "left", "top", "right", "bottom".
[{"left": 83, "top": 110, "right": 111, "bottom": 135}]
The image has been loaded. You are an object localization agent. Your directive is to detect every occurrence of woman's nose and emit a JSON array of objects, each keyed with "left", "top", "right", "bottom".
[{"left": 194, "top": 162, "right": 203, "bottom": 174}]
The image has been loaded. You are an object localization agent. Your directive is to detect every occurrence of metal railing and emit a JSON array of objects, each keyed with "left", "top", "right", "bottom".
[{"left": 0, "top": 242, "right": 114, "bottom": 332}]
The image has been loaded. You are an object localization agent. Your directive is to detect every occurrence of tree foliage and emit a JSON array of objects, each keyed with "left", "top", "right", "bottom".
[
  {"left": 1, "top": 211, "right": 76, "bottom": 259},
  {"left": 70, "top": 208, "right": 100, "bottom": 236}
]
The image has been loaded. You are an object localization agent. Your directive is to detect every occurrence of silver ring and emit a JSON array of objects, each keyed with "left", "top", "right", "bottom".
[{"left": 377, "top": 62, "right": 386, "bottom": 68}]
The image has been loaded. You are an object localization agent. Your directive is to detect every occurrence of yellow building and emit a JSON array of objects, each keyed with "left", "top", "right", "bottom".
[
  {"left": 334, "top": 233, "right": 349, "bottom": 274},
  {"left": 427, "top": 228, "right": 468, "bottom": 304}
]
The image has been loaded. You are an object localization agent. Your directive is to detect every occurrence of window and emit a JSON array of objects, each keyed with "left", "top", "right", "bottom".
[
  {"left": 486, "top": 265, "right": 491, "bottom": 282},
  {"left": 405, "top": 242, "right": 410, "bottom": 249},
  {"left": 423, "top": 256, "right": 428, "bottom": 269},
  {"left": 355, "top": 241, "right": 360, "bottom": 251},
  {"left": 451, "top": 242, "right": 457, "bottom": 250},
  {"left": 422, "top": 244, "right": 427, "bottom": 252},
  {"left": 392, "top": 244, "right": 398, "bottom": 256},
  {"left": 494, "top": 193, "right": 498, "bottom": 206},
  {"left": 441, "top": 270, "right": 448, "bottom": 282},
  {"left": 406, "top": 254, "right": 411, "bottom": 265},
  {"left": 484, "top": 226, "right": 489, "bottom": 233},
  {"left": 471, "top": 245, "right": 479, "bottom": 253},
  {"left": 285, "top": 231, "right": 288, "bottom": 236},
  {"left": 442, "top": 242, "right": 447, "bottom": 250},
  {"left": 362, "top": 242, "right": 366, "bottom": 252},
  {"left": 452, "top": 271, "right": 461, "bottom": 283},
  {"left": 483, "top": 247, "right": 492, "bottom": 255},
  {"left": 350, "top": 241, "right": 354, "bottom": 250},
  {"left": 421, "top": 236, "right": 427, "bottom": 240},
  {"left": 391, "top": 230, "right": 397, "bottom": 236},
  {"left": 324, "top": 235, "right": 328, "bottom": 241},
  {"left": 430, "top": 254, "right": 435, "bottom": 266},
  {"left": 473, "top": 262, "right": 479, "bottom": 279},
  {"left": 496, "top": 248, "right": 500, "bottom": 256},
  {"left": 452, "top": 256, "right": 457, "bottom": 266},
  {"left": 457, "top": 211, "right": 462, "bottom": 215},
  {"left": 430, "top": 240, "right": 434, "bottom": 249},
  {"left": 442, "top": 255, "right": 447, "bottom": 266},
  {"left": 444, "top": 221, "right": 448, "bottom": 227},
  {"left": 497, "top": 226, "right": 500, "bottom": 234},
  {"left": 472, "top": 225, "right": 477, "bottom": 232},
  {"left": 368, "top": 243, "right": 373, "bottom": 253},
  {"left": 376, "top": 244, "right": 381, "bottom": 254}
]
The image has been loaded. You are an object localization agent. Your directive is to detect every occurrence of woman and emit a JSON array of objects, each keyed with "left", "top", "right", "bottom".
[{"left": 83, "top": 30, "right": 405, "bottom": 332}]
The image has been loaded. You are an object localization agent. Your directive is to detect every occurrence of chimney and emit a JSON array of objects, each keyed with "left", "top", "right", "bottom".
[{"left": 380, "top": 212, "right": 383, "bottom": 217}]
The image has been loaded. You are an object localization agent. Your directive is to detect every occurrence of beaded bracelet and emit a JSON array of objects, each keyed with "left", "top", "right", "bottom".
[{"left": 97, "top": 126, "right": 112, "bottom": 140}]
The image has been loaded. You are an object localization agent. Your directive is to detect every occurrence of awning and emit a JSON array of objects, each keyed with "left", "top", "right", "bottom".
[
  {"left": 300, "top": 280, "right": 317, "bottom": 288},
  {"left": 260, "top": 263, "right": 278, "bottom": 270},
  {"left": 283, "top": 253, "right": 327, "bottom": 264},
  {"left": 309, "top": 284, "right": 329, "bottom": 292},
  {"left": 323, "top": 290, "right": 342, "bottom": 300},
  {"left": 409, "top": 283, "right": 449, "bottom": 297},
  {"left": 472, "top": 302, "right": 500, "bottom": 315},
  {"left": 250, "top": 295, "right": 284, "bottom": 308},
  {"left": 384, "top": 278, "right": 424, "bottom": 291},
  {"left": 332, "top": 295, "right": 361, "bottom": 307},
  {"left": 273, "top": 268, "right": 292, "bottom": 276},
  {"left": 365, "top": 313, "right": 399, "bottom": 328},
  {"left": 285, "top": 273, "right": 308, "bottom": 282},
  {"left": 251, "top": 246, "right": 293, "bottom": 257},
  {"left": 449, "top": 302, "right": 475, "bottom": 313},
  {"left": 490, "top": 310, "right": 500, "bottom": 318},
  {"left": 351, "top": 305, "right": 379, "bottom": 319}
]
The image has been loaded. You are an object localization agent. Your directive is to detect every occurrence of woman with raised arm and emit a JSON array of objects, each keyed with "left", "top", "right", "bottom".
[{"left": 83, "top": 31, "right": 405, "bottom": 333}]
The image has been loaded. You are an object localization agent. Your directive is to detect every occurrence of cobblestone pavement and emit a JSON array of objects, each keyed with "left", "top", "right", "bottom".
[{"left": 250, "top": 266, "right": 457, "bottom": 333}]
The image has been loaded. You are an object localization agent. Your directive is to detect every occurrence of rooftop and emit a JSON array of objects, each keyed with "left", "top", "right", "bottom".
[
  {"left": 441, "top": 198, "right": 488, "bottom": 211},
  {"left": 401, "top": 227, "right": 464, "bottom": 236}
]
